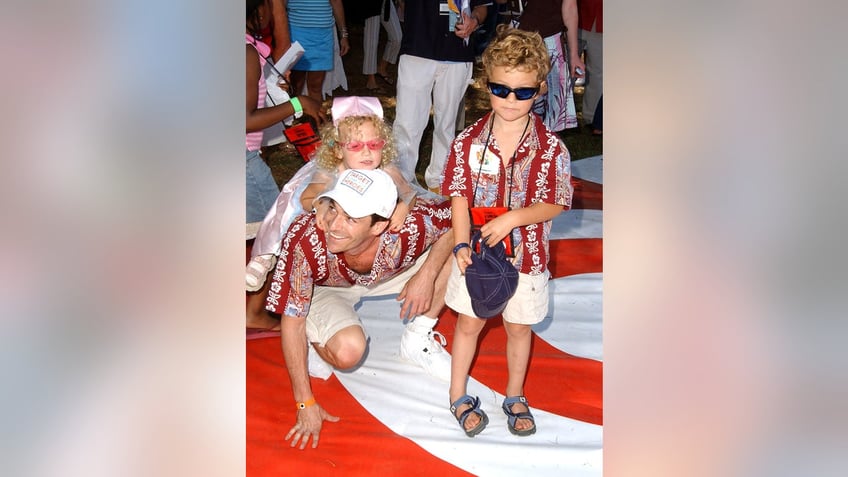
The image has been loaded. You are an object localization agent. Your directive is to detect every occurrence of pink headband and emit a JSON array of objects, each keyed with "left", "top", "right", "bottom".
[{"left": 331, "top": 96, "right": 383, "bottom": 126}]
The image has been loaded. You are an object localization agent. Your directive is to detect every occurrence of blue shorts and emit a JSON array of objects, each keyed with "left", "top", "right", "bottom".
[
  {"left": 246, "top": 149, "right": 280, "bottom": 223},
  {"left": 290, "top": 25, "right": 334, "bottom": 71}
]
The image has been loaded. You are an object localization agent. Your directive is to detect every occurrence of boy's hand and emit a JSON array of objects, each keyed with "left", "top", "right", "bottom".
[
  {"left": 479, "top": 212, "right": 516, "bottom": 248},
  {"left": 455, "top": 247, "right": 472, "bottom": 275}
]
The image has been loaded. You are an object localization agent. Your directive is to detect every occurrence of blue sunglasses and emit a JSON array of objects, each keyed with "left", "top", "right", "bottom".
[{"left": 487, "top": 82, "right": 539, "bottom": 101}]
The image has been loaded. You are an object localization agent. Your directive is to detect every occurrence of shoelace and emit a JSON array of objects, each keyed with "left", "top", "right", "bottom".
[{"left": 428, "top": 331, "right": 447, "bottom": 350}]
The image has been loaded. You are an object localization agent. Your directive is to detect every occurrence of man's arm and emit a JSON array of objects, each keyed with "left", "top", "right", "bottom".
[
  {"left": 280, "top": 315, "right": 340, "bottom": 449},
  {"left": 396, "top": 228, "right": 454, "bottom": 319}
]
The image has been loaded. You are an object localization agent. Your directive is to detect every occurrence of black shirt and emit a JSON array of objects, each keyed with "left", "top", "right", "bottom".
[{"left": 400, "top": 0, "right": 491, "bottom": 62}]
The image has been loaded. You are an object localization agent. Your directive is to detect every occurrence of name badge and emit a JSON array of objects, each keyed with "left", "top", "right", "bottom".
[
  {"left": 468, "top": 144, "right": 501, "bottom": 176},
  {"left": 448, "top": 11, "right": 459, "bottom": 31}
]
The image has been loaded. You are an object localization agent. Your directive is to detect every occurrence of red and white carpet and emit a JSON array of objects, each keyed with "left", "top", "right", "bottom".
[{"left": 247, "top": 156, "right": 603, "bottom": 476}]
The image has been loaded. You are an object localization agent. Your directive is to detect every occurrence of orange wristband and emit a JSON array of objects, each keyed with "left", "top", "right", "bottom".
[{"left": 296, "top": 396, "right": 316, "bottom": 410}]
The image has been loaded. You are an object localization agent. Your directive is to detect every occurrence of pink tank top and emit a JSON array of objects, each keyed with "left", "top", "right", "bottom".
[{"left": 246, "top": 34, "right": 270, "bottom": 152}]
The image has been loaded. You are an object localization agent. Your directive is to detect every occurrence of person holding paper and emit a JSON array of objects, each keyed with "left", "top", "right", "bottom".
[{"left": 247, "top": 0, "right": 326, "bottom": 223}]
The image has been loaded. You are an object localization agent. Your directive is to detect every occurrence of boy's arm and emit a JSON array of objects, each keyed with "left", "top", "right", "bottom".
[
  {"left": 478, "top": 202, "right": 563, "bottom": 249},
  {"left": 451, "top": 196, "right": 474, "bottom": 272}
]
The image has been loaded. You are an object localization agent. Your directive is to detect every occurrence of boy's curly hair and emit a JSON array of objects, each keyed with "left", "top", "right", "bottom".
[
  {"left": 312, "top": 115, "right": 397, "bottom": 171},
  {"left": 481, "top": 24, "right": 551, "bottom": 85}
]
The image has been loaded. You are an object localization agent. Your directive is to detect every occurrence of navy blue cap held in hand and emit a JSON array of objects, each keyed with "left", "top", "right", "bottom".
[{"left": 464, "top": 231, "right": 519, "bottom": 318}]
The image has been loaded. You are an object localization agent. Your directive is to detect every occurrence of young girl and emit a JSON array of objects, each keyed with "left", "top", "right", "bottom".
[
  {"left": 246, "top": 96, "right": 430, "bottom": 299},
  {"left": 441, "top": 25, "right": 573, "bottom": 437},
  {"left": 246, "top": 0, "right": 323, "bottom": 223}
]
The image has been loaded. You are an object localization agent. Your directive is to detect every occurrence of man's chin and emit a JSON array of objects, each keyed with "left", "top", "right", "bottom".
[{"left": 325, "top": 239, "right": 345, "bottom": 254}]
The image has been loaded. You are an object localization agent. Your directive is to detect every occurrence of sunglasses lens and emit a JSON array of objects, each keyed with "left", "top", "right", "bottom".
[
  {"left": 366, "top": 139, "right": 386, "bottom": 150},
  {"left": 344, "top": 141, "right": 364, "bottom": 151},
  {"left": 514, "top": 88, "right": 537, "bottom": 100},
  {"left": 488, "top": 82, "right": 537, "bottom": 100},
  {"left": 488, "top": 83, "right": 510, "bottom": 98}
]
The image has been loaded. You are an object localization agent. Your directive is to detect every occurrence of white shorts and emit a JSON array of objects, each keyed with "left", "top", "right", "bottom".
[
  {"left": 305, "top": 250, "right": 429, "bottom": 345},
  {"left": 444, "top": 257, "right": 550, "bottom": 324}
]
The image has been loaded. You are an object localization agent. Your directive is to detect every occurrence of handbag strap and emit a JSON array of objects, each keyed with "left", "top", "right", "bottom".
[
  {"left": 249, "top": 35, "right": 292, "bottom": 127},
  {"left": 471, "top": 113, "right": 531, "bottom": 209}
]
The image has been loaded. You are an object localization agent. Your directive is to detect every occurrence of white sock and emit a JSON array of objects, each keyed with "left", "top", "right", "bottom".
[{"left": 408, "top": 315, "right": 437, "bottom": 333}]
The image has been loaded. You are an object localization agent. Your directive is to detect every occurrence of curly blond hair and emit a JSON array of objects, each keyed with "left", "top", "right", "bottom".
[
  {"left": 481, "top": 24, "right": 550, "bottom": 85},
  {"left": 312, "top": 115, "right": 397, "bottom": 171}
]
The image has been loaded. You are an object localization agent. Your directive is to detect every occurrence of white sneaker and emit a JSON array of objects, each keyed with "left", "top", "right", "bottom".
[
  {"left": 400, "top": 316, "right": 452, "bottom": 382},
  {"left": 307, "top": 345, "right": 333, "bottom": 380},
  {"left": 246, "top": 255, "right": 276, "bottom": 292}
]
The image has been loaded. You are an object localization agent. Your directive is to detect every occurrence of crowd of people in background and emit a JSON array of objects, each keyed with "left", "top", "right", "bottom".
[{"left": 246, "top": 0, "right": 601, "bottom": 447}]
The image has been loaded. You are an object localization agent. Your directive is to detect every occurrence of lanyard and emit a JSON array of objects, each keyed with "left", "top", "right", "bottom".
[{"left": 472, "top": 113, "right": 531, "bottom": 208}]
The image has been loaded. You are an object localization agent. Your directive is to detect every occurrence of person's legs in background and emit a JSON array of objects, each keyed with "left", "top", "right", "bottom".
[
  {"left": 378, "top": 1, "right": 402, "bottom": 79},
  {"left": 393, "top": 55, "right": 438, "bottom": 185},
  {"left": 364, "top": 0, "right": 402, "bottom": 90},
  {"left": 362, "top": 14, "right": 381, "bottom": 89},
  {"left": 580, "top": 28, "right": 603, "bottom": 125},
  {"left": 425, "top": 61, "right": 473, "bottom": 190}
]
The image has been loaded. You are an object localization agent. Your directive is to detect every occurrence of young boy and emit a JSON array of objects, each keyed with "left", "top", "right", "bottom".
[{"left": 440, "top": 25, "right": 573, "bottom": 437}]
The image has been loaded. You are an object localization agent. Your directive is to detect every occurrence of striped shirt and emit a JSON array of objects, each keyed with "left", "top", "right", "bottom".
[
  {"left": 286, "top": 0, "right": 334, "bottom": 28},
  {"left": 246, "top": 34, "right": 269, "bottom": 152}
]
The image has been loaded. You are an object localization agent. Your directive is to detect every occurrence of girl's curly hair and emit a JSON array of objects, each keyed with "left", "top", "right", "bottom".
[
  {"left": 312, "top": 115, "right": 397, "bottom": 171},
  {"left": 481, "top": 24, "right": 551, "bottom": 85}
]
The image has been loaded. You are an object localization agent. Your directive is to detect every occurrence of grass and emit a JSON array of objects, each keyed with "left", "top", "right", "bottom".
[{"left": 261, "top": 23, "right": 602, "bottom": 189}]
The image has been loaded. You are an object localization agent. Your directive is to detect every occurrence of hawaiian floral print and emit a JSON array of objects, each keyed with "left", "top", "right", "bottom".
[
  {"left": 442, "top": 112, "right": 573, "bottom": 274},
  {"left": 265, "top": 201, "right": 452, "bottom": 316}
]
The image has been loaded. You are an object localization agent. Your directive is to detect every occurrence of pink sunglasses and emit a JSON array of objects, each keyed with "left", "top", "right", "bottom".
[{"left": 340, "top": 138, "right": 386, "bottom": 152}]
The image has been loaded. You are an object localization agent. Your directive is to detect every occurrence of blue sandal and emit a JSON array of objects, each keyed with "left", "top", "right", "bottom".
[
  {"left": 502, "top": 396, "right": 536, "bottom": 436},
  {"left": 450, "top": 395, "right": 489, "bottom": 437}
]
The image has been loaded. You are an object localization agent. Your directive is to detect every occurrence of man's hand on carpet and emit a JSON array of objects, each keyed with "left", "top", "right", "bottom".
[{"left": 285, "top": 404, "right": 340, "bottom": 450}]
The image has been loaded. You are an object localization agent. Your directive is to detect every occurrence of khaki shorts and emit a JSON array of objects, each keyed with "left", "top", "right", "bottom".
[
  {"left": 305, "top": 250, "right": 429, "bottom": 346},
  {"left": 444, "top": 257, "right": 550, "bottom": 325}
]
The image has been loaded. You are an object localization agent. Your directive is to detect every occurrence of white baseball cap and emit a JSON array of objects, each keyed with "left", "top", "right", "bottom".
[{"left": 317, "top": 169, "right": 398, "bottom": 219}]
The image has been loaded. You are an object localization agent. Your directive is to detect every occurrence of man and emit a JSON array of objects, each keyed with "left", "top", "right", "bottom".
[
  {"left": 264, "top": 169, "right": 454, "bottom": 449},
  {"left": 392, "top": 0, "right": 492, "bottom": 191}
]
